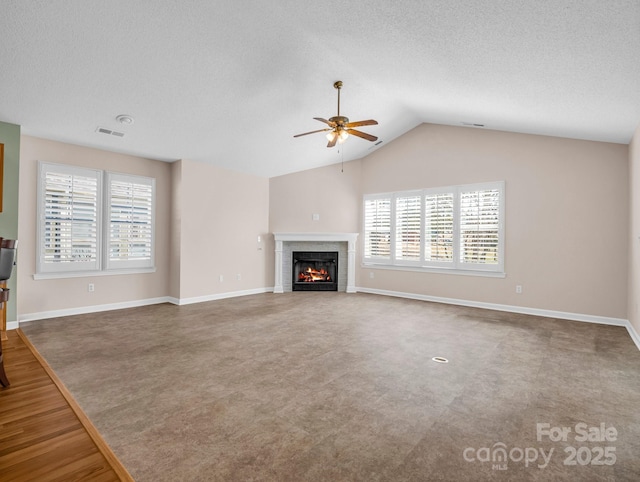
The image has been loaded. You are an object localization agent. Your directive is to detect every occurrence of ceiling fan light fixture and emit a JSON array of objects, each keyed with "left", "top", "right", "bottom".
[
  {"left": 338, "top": 129, "right": 349, "bottom": 142},
  {"left": 326, "top": 131, "right": 337, "bottom": 142}
]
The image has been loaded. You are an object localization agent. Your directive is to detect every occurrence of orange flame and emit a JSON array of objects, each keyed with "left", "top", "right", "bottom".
[{"left": 298, "top": 266, "right": 331, "bottom": 282}]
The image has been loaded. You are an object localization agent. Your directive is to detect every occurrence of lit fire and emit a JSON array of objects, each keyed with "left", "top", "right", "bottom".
[{"left": 298, "top": 266, "right": 331, "bottom": 283}]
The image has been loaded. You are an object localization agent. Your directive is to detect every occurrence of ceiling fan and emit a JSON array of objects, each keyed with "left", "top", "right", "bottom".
[{"left": 294, "top": 81, "right": 378, "bottom": 148}]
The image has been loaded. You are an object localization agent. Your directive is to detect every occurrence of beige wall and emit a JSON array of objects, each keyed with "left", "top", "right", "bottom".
[
  {"left": 270, "top": 123, "right": 629, "bottom": 320},
  {"left": 18, "top": 136, "right": 172, "bottom": 315},
  {"left": 629, "top": 124, "right": 640, "bottom": 332},
  {"left": 269, "top": 160, "right": 362, "bottom": 234},
  {"left": 169, "top": 160, "right": 182, "bottom": 299},
  {"left": 17, "top": 138, "right": 271, "bottom": 316},
  {"left": 16, "top": 122, "right": 634, "bottom": 323},
  {"left": 358, "top": 124, "right": 628, "bottom": 319},
  {"left": 175, "top": 159, "right": 271, "bottom": 300}
]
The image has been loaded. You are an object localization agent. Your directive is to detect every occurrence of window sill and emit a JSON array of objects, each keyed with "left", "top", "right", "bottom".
[
  {"left": 361, "top": 263, "right": 506, "bottom": 278},
  {"left": 33, "top": 267, "right": 156, "bottom": 280}
]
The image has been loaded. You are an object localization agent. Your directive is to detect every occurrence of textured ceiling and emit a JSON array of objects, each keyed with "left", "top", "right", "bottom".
[{"left": 1, "top": 1, "right": 639, "bottom": 177}]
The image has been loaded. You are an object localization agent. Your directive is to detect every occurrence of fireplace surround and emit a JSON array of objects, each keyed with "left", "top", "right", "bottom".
[{"left": 273, "top": 233, "right": 358, "bottom": 293}]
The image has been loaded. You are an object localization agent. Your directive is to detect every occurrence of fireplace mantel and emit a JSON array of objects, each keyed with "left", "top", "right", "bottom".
[{"left": 273, "top": 233, "right": 358, "bottom": 293}]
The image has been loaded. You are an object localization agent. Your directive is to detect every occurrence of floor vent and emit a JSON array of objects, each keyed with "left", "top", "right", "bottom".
[
  {"left": 96, "top": 127, "right": 125, "bottom": 137},
  {"left": 431, "top": 356, "right": 449, "bottom": 363}
]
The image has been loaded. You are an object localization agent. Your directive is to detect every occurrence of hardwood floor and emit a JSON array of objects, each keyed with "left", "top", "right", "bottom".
[{"left": 0, "top": 329, "right": 132, "bottom": 481}]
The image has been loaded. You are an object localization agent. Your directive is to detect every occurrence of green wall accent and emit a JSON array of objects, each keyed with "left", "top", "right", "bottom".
[{"left": 0, "top": 121, "right": 20, "bottom": 324}]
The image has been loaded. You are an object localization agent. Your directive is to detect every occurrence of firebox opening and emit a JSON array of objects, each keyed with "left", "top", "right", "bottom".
[{"left": 292, "top": 251, "right": 338, "bottom": 291}]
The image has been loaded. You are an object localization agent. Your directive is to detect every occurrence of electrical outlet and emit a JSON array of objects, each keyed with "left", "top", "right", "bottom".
[
  {"left": 236, "top": 273, "right": 241, "bottom": 281},
  {"left": 515, "top": 285, "right": 522, "bottom": 294},
  {"left": 88, "top": 283, "right": 95, "bottom": 292},
  {"left": 312, "top": 213, "right": 320, "bottom": 221},
  {"left": 219, "top": 275, "right": 224, "bottom": 282},
  {"left": 369, "top": 272, "right": 374, "bottom": 279}
]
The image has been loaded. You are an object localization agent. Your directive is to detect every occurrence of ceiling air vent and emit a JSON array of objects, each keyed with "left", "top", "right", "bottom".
[{"left": 96, "top": 127, "right": 125, "bottom": 137}]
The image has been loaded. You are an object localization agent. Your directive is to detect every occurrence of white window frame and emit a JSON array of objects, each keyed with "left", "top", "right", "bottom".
[
  {"left": 363, "top": 181, "right": 505, "bottom": 276},
  {"left": 423, "top": 186, "right": 456, "bottom": 269},
  {"left": 363, "top": 193, "right": 393, "bottom": 264},
  {"left": 37, "top": 163, "right": 103, "bottom": 275},
  {"left": 457, "top": 182, "right": 504, "bottom": 273},
  {"left": 393, "top": 190, "right": 423, "bottom": 267},
  {"left": 36, "top": 161, "right": 156, "bottom": 279},
  {"left": 105, "top": 172, "right": 155, "bottom": 271}
]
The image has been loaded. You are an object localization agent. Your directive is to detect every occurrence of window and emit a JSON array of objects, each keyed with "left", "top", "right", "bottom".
[
  {"left": 363, "top": 195, "right": 391, "bottom": 260},
  {"left": 106, "top": 173, "right": 154, "bottom": 270},
  {"left": 363, "top": 181, "right": 504, "bottom": 274},
  {"left": 37, "top": 162, "right": 155, "bottom": 277},
  {"left": 459, "top": 187, "right": 501, "bottom": 269},
  {"left": 395, "top": 192, "right": 422, "bottom": 262},
  {"left": 424, "top": 190, "right": 454, "bottom": 264}
]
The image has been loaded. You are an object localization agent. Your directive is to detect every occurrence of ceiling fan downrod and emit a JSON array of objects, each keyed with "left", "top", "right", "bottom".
[
  {"left": 330, "top": 81, "right": 349, "bottom": 127},
  {"left": 334, "top": 80, "right": 343, "bottom": 117}
]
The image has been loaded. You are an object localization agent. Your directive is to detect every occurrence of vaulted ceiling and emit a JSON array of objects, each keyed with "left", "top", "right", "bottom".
[{"left": 1, "top": 1, "right": 639, "bottom": 177}]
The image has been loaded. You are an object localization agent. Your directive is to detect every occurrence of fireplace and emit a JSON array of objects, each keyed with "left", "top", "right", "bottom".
[
  {"left": 292, "top": 251, "right": 338, "bottom": 291},
  {"left": 273, "top": 233, "right": 358, "bottom": 293}
]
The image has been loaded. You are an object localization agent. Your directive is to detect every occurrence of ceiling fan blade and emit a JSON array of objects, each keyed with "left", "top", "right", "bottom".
[
  {"left": 326, "top": 132, "right": 338, "bottom": 148},
  {"left": 347, "top": 129, "right": 378, "bottom": 142},
  {"left": 314, "top": 117, "right": 336, "bottom": 127},
  {"left": 293, "top": 128, "right": 331, "bottom": 138},
  {"left": 345, "top": 119, "right": 378, "bottom": 128}
]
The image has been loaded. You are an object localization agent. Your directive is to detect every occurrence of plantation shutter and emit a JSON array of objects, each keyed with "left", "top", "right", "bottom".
[
  {"left": 364, "top": 196, "right": 391, "bottom": 260},
  {"left": 395, "top": 194, "right": 422, "bottom": 262},
  {"left": 106, "top": 173, "right": 155, "bottom": 270},
  {"left": 38, "top": 163, "right": 101, "bottom": 273},
  {"left": 363, "top": 182, "right": 504, "bottom": 273},
  {"left": 424, "top": 191, "right": 454, "bottom": 264},
  {"left": 459, "top": 188, "right": 501, "bottom": 267}
]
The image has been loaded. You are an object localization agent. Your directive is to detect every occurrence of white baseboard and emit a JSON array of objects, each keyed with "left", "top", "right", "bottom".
[
  {"left": 175, "top": 287, "right": 273, "bottom": 306},
  {"left": 14, "top": 286, "right": 639, "bottom": 353},
  {"left": 625, "top": 321, "right": 640, "bottom": 351},
  {"left": 18, "top": 297, "right": 173, "bottom": 324},
  {"left": 17, "top": 288, "right": 275, "bottom": 324},
  {"left": 356, "top": 287, "right": 629, "bottom": 327}
]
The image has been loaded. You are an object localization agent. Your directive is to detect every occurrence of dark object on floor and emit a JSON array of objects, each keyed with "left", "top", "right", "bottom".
[{"left": 0, "top": 237, "right": 17, "bottom": 387}]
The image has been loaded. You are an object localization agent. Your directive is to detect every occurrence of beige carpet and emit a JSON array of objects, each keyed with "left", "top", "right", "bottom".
[{"left": 21, "top": 292, "right": 640, "bottom": 481}]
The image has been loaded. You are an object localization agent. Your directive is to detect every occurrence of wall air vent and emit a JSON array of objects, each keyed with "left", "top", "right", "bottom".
[
  {"left": 462, "top": 122, "right": 485, "bottom": 128},
  {"left": 96, "top": 127, "right": 125, "bottom": 137}
]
